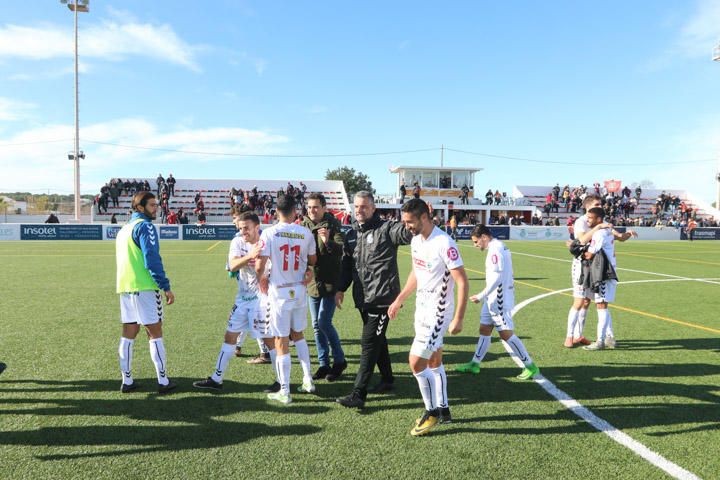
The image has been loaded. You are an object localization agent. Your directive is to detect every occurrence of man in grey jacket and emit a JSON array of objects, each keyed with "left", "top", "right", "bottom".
[{"left": 336, "top": 191, "right": 412, "bottom": 408}]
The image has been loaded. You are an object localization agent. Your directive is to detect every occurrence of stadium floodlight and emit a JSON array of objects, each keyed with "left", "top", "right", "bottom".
[{"left": 60, "top": 0, "right": 89, "bottom": 222}]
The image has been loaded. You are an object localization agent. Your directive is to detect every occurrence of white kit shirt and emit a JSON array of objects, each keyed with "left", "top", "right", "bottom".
[
  {"left": 588, "top": 228, "right": 616, "bottom": 269},
  {"left": 574, "top": 215, "right": 590, "bottom": 239},
  {"left": 484, "top": 238, "right": 514, "bottom": 299},
  {"left": 259, "top": 222, "right": 316, "bottom": 293},
  {"left": 411, "top": 226, "right": 464, "bottom": 305},
  {"left": 228, "top": 234, "right": 260, "bottom": 298}
]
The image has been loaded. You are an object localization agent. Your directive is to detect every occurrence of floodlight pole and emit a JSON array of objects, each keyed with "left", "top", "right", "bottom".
[
  {"left": 73, "top": 0, "right": 80, "bottom": 222},
  {"left": 714, "top": 41, "right": 720, "bottom": 210}
]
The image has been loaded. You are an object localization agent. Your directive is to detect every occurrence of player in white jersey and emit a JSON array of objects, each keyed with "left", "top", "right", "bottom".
[
  {"left": 582, "top": 207, "right": 619, "bottom": 351},
  {"left": 565, "top": 194, "right": 636, "bottom": 348},
  {"left": 389, "top": 199, "right": 468, "bottom": 436},
  {"left": 193, "top": 210, "right": 277, "bottom": 391},
  {"left": 256, "top": 195, "right": 317, "bottom": 404},
  {"left": 456, "top": 225, "right": 540, "bottom": 380}
]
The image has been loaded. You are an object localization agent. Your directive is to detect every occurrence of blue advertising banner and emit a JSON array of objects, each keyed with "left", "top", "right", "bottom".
[
  {"left": 182, "top": 224, "right": 237, "bottom": 240},
  {"left": 105, "top": 226, "right": 122, "bottom": 239},
  {"left": 159, "top": 226, "right": 180, "bottom": 240},
  {"left": 20, "top": 224, "right": 103, "bottom": 240},
  {"left": 680, "top": 227, "right": 720, "bottom": 241}
]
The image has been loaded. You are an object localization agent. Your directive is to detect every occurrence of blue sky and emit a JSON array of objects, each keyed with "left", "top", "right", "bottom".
[{"left": 1, "top": 0, "right": 719, "bottom": 203}]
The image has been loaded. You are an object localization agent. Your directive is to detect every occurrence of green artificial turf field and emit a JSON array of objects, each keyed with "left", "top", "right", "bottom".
[{"left": 0, "top": 239, "right": 718, "bottom": 479}]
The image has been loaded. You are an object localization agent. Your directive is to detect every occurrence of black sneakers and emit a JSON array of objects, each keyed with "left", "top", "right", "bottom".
[
  {"left": 312, "top": 366, "right": 332, "bottom": 381},
  {"left": 325, "top": 361, "right": 348, "bottom": 382},
  {"left": 193, "top": 377, "right": 223, "bottom": 391},
  {"left": 120, "top": 381, "right": 139, "bottom": 393},
  {"left": 263, "top": 381, "right": 281, "bottom": 393},
  {"left": 234, "top": 347, "right": 243, "bottom": 358},
  {"left": 336, "top": 392, "right": 365, "bottom": 409},
  {"left": 158, "top": 380, "right": 178, "bottom": 395}
]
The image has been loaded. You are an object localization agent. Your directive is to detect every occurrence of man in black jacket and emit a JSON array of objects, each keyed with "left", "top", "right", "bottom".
[{"left": 336, "top": 191, "right": 412, "bottom": 408}]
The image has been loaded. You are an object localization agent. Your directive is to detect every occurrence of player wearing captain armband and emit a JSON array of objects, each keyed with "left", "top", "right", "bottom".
[{"left": 456, "top": 225, "right": 540, "bottom": 380}]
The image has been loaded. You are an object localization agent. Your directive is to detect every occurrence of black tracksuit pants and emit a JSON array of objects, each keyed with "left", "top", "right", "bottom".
[{"left": 353, "top": 308, "right": 394, "bottom": 399}]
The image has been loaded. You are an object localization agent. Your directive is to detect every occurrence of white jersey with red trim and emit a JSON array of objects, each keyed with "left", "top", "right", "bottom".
[
  {"left": 259, "top": 222, "right": 316, "bottom": 292},
  {"left": 411, "top": 226, "right": 464, "bottom": 299}
]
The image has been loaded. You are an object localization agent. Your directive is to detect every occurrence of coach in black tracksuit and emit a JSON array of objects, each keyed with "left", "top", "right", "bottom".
[{"left": 335, "top": 191, "right": 412, "bottom": 409}]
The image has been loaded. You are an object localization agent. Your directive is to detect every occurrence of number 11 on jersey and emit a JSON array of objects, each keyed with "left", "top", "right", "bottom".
[{"left": 279, "top": 244, "right": 300, "bottom": 271}]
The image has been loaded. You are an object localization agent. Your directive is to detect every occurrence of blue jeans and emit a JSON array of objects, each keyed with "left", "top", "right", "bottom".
[{"left": 308, "top": 294, "right": 345, "bottom": 367}]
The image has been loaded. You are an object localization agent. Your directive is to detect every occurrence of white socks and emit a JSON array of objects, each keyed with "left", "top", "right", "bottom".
[
  {"left": 259, "top": 338, "right": 269, "bottom": 354},
  {"left": 414, "top": 368, "right": 436, "bottom": 411},
  {"left": 149, "top": 338, "right": 169, "bottom": 386},
  {"left": 473, "top": 335, "right": 492, "bottom": 364},
  {"left": 276, "top": 353, "right": 291, "bottom": 395},
  {"left": 567, "top": 308, "right": 579, "bottom": 338},
  {"left": 431, "top": 365, "right": 448, "bottom": 409},
  {"left": 118, "top": 337, "right": 134, "bottom": 385},
  {"left": 574, "top": 308, "right": 588, "bottom": 338},
  {"left": 597, "top": 309, "right": 612, "bottom": 341},
  {"left": 211, "top": 343, "right": 235, "bottom": 383},
  {"left": 293, "top": 338, "right": 313, "bottom": 381},
  {"left": 505, "top": 335, "right": 533, "bottom": 367}
]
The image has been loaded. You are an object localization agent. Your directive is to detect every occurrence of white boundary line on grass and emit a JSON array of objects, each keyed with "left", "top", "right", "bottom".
[{"left": 509, "top": 278, "right": 704, "bottom": 480}]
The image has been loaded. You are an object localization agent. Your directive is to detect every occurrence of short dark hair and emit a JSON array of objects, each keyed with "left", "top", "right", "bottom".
[
  {"left": 131, "top": 191, "right": 155, "bottom": 212},
  {"left": 307, "top": 192, "right": 326, "bottom": 207},
  {"left": 583, "top": 194, "right": 601, "bottom": 208},
  {"left": 277, "top": 195, "right": 296, "bottom": 215},
  {"left": 401, "top": 198, "right": 430, "bottom": 219},
  {"left": 238, "top": 211, "right": 260, "bottom": 224},
  {"left": 471, "top": 224, "right": 492, "bottom": 238},
  {"left": 587, "top": 207, "right": 605, "bottom": 219}
]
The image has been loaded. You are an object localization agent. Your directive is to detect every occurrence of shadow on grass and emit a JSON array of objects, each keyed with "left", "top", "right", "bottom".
[
  {"left": 613, "top": 338, "right": 720, "bottom": 353},
  {"left": 0, "top": 385, "right": 323, "bottom": 460}
]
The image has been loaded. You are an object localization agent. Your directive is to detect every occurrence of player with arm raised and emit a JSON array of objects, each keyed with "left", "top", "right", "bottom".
[{"left": 255, "top": 195, "right": 317, "bottom": 404}]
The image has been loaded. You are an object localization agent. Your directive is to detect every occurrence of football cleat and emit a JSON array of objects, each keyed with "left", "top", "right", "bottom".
[
  {"left": 439, "top": 407, "right": 452, "bottom": 424},
  {"left": 297, "top": 379, "right": 316, "bottom": 393},
  {"left": 158, "top": 380, "right": 178, "bottom": 395},
  {"left": 193, "top": 377, "right": 222, "bottom": 391},
  {"left": 411, "top": 409, "right": 439, "bottom": 436},
  {"left": 605, "top": 336, "right": 617, "bottom": 349},
  {"left": 583, "top": 341, "right": 605, "bottom": 351},
  {"left": 120, "top": 381, "right": 139, "bottom": 393},
  {"left": 573, "top": 336, "right": 592, "bottom": 346},
  {"left": 267, "top": 392, "right": 292, "bottom": 405},
  {"left": 517, "top": 363, "right": 540, "bottom": 380},
  {"left": 455, "top": 361, "right": 481, "bottom": 374}
]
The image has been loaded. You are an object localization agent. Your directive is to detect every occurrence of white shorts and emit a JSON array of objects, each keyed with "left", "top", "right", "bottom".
[
  {"left": 591, "top": 279, "right": 617, "bottom": 304},
  {"left": 268, "top": 284, "right": 308, "bottom": 337},
  {"left": 571, "top": 258, "right": 587, "bottom": 299},
  {"left": 480, "top": 300, "right": 515, "bottom": 332},
  {"left": 410, "top": 295, "right": 453, "bottom": 359},
  {"left": 226, "top": 295, "right": 262, "bottom": 338},
  {"left": 120, "top": 291, "right": 163, "bottom": 326}
]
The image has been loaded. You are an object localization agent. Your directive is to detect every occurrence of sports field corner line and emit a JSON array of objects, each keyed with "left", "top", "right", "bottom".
[
  {"left": 508, "top": 278, "right": 705, "bottom": 480},
  {"left": 206, "top": 240, "right": 222, "bottom": 252}
]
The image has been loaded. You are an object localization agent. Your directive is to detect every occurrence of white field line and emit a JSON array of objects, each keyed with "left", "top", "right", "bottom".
[
  {"left": 506, "top": 278, "right": 704, "bottom": 480},
  {"left": 508, "top": 250, "right": 720, "bottom": 286}
]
